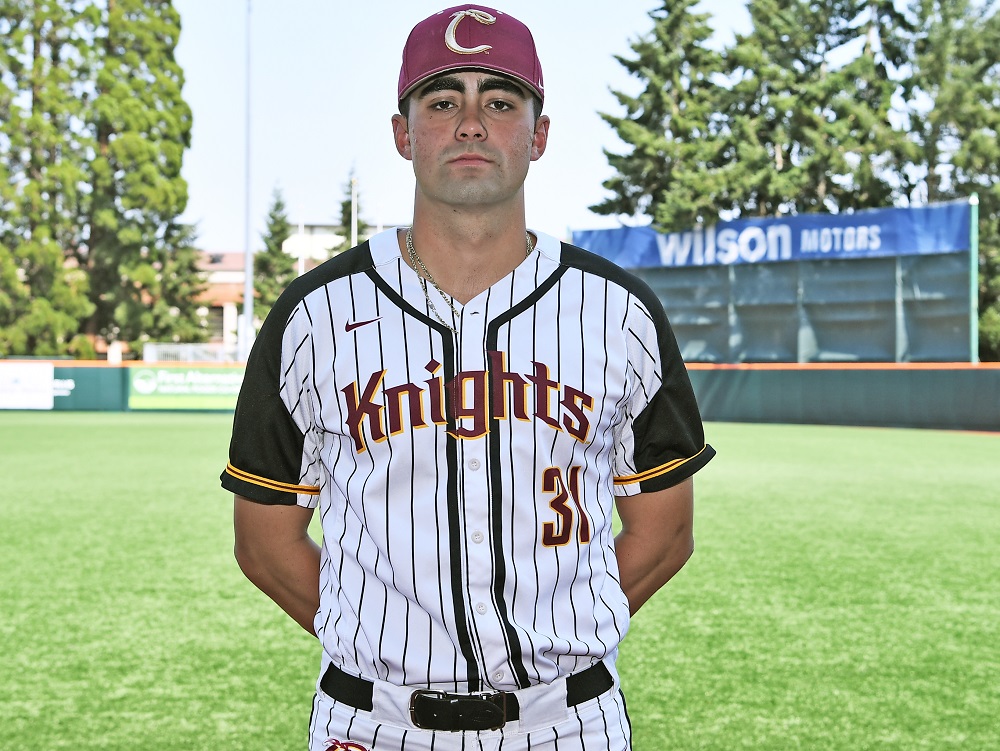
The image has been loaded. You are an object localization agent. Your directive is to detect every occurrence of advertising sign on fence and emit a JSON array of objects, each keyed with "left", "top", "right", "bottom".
[
  {"left": 572, "top": 200, "right": 973, "bottom": 268},
  {"left": 0, "top": 362, "right": 55, "bottom": 410},
  {"left": 128, "top": 366, "right": 244, "bottom": 410}
]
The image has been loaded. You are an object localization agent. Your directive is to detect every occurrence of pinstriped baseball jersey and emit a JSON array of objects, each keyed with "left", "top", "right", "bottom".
[{"left": 222, "top": 228, "right": 714, "bottom": 694}]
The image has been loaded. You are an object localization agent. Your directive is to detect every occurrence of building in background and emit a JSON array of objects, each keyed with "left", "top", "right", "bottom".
[
  {"left": 281, "top": 222, "right": 344, "bottom": 274},
  {"left": 195, "top": 251, "right": 245, "bottom": 354}
]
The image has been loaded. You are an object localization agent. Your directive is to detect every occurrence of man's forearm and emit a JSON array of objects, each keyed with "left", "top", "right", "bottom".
[
  {"left": 236, "top": 534, "right": 321, "bottom": 635},
  {"left": 614, "top": 528, "right": 693, "bottom": 616},
  {"left": 237, "top": 540, "right": 321, "bottom": 634},
  {"left": 234, "top": 497, "right": 322, "bottom": 636},
  {"left": 614, "top": 479, "right": 695, "bottom": 616}
]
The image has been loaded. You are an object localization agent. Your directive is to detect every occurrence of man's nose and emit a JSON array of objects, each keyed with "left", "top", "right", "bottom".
[{"left": 456, "top": 110, "right": 487, "bottom": 140}]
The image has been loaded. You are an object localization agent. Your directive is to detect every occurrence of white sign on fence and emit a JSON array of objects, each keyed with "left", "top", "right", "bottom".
[{"left": 0, "top": 362, "right": 55, "bottom": 410}]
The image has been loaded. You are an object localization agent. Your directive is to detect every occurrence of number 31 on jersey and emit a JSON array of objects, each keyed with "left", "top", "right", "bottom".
[{"left": 541, "top": 466, "right": 592, "bottom": 547}]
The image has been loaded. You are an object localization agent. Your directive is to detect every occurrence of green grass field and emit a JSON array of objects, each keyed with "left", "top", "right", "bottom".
[{"left": 1, "top": 412, "right": 996, "bottom": 749}]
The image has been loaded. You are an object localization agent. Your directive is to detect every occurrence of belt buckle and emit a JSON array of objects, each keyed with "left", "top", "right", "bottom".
[
  {"left": 409, "top": 689, "right": 507, "bottom": 732},
  {"left": 409, "top": 689, "right": 447, "bottom": 728}
]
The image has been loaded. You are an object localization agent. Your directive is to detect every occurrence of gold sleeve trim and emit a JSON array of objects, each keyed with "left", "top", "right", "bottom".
[
  {"left": 613, "top": 445, "right": 711, "bottom": 486},
  {"left": 225, "top": 463, "right": 321, "bottom": 496}
]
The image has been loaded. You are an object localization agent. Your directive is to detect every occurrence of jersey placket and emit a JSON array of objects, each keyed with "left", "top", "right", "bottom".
[{"left": 453, "top": 301, "right": 514, "bottom": 689}]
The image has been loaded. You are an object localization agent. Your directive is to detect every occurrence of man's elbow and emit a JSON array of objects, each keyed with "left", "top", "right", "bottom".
[
  {"left": 667, "top": 529, "right": 695, "bottom": 579},
  {"left": 680, "top": 534, "right": 695, "bottom": 568},
  {"left": 233, "top": 527, "right": 270, "bottom": 587},
  {"left": 234, "top": 537, "right": 257, "bottom": 581}
]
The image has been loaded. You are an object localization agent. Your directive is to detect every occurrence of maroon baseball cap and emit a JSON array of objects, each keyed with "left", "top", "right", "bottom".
[{"left": 398, "top": 6, "right": 544, "bottom": 105}]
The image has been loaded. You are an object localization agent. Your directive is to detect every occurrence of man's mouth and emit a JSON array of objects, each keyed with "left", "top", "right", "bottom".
[{"left": 449, "top": 152, "right": 492, "bottom": 165}]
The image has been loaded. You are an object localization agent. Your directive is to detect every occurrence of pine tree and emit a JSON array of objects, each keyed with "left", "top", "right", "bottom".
[
  {"left": 818, "top": 0, "right": 914, "bottom": 211},
  {"left": 596, "top": 0, "right": 915, "bottom": 223},
  {"left": 330, "top": 170, "right": 370, "bottom": 254},
  {"left": 590, "top": 0, "right": 727, "bottom": 230},
  {"left": 721, "top": 0, "right": 904, "bottom": 216},
  {"left": 253, "top": 188, "right": 296, "bottom": 325},
  {"left": 113, "top": 220, "right": 207, "bottom": 345},
  {"left": 78, "top": 0, "right": 202, "bottom": 353}
]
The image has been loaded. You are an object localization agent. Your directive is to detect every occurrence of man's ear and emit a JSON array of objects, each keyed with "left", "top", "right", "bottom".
[
  {"left": 530, "top": 115, "right": 550, "bottom": 162},
  {"left": 391, "top": 114, "right": 412, "bottom": 161}
]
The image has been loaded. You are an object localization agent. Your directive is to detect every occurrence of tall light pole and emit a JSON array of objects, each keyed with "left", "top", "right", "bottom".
[{"left": 239, "top": 0, "right": 254, "bottom": 361}]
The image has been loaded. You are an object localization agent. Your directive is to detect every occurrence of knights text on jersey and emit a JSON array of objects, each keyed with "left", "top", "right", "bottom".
[{"left": 221, "top": 228, "right": 715, "bottom": 693}]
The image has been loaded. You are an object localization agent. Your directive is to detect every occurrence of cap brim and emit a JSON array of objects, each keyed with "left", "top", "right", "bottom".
[{"left": 398, "top": 65, "right": 543, "bottom": 104}]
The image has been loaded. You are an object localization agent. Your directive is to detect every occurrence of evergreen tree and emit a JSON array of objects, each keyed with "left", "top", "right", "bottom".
[
  {"left": 721, "top": 0, "right": 906, "bottom": 216},
  {"left": 0, "top": 0, "right": 95, "bottom": 356},
  {"left": 594, "top": 0, "right": 912, "bottom": 225},
  {"left": 330, "top": 170, "right": 370, "bottom": 254},
  {"left": 79, "top": 0, "right": 202, "bottom": 353},
  {"left": 253, "top": 188, "right": 295, "bottom": 324},
  {"left": 114, "top": 220, "right": 206, "bottom": 345},
  {"left": 820, "top": 0, "right": 914, "bottom": 211},
  {"left": 591, "top": 0, "right": 727, "bottom": 229},
  {"left": 0, "top": 0, "right": 200, "bottom": 357}
]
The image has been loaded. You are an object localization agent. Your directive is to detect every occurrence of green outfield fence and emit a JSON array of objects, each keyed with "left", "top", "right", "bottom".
[
  {"left": 1, "top": 360, "right": 998, "bottom": 431},
  {"left": 685, "top": 362, "right": 999, "bottom": 431}
]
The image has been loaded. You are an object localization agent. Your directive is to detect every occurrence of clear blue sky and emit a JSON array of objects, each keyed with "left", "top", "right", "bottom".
[{"left": 172, "top": 1, "right": 750, "bottom": 252}]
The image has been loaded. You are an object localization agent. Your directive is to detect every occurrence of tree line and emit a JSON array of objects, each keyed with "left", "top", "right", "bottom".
[
  {"left": 1, "top": 0, "right": 202, "bottom": 357},
  {"left": 0, "top": 1, "right": 372, "bottom": 358},
  {"left": 2, "top": 1, "right": 996, "bottom": 359},
  {"left": 593, "top": 0, "right": 999, "bottom": 359}
]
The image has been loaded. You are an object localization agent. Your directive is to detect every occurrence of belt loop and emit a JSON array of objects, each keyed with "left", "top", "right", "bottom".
[{"left": 565, "top": 660, "right": 614, "bottom": 706}]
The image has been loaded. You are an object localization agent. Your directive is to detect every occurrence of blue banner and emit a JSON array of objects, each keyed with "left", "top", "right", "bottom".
[{"left": 571, "top": 201, "right": 972, "bottom": 268}]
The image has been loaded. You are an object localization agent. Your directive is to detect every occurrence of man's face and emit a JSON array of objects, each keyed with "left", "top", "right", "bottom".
[{"left": 391, "top": 70, "right": 549, "bottom": 211}]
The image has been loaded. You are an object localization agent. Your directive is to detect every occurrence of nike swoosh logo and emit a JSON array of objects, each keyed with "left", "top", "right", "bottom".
[{"left": 345, "top": 317, "right": 381, "bottom": 332}]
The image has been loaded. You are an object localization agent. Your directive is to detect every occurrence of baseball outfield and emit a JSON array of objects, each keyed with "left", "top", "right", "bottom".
[{"left": 1, "top": 412, "right": 996, "bottom": 749}]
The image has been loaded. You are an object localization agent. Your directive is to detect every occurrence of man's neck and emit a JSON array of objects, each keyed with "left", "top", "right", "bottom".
[{"left": 402, "top": 206, "right": 531, "bottom": 304}]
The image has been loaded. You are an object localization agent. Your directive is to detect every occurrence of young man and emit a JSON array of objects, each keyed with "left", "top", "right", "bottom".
[{"left": 222, "top": 6, "right": 716, "bottom": 750}]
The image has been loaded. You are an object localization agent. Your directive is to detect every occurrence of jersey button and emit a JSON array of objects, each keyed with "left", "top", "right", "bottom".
[
  {"left": 468, "top": 458, "right": 481, "bottom": 471},
  {"left": 475, "top": 602, "right": 487, "bottom": 615},
  {"left": 494, "top": 671, "right": 505, "bottom": 682},
  {"left": 471, "top": 530, "right": 484, "bottom": 544}
]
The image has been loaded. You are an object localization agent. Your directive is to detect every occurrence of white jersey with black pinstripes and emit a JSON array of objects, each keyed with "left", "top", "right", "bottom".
[{"left": 222, "top": 228, "right": 714, "bottom": 695}]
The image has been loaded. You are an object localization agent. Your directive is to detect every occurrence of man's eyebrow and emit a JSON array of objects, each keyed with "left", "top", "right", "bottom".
[
  {"left": 477, "top": 77, "right": 528, "bottom": 99},
  {"left": 416, "top": 75, "right": 466, "bottom": 98},
  {"left": 415, "top": 74, "right": 528, "bottom": 100}
]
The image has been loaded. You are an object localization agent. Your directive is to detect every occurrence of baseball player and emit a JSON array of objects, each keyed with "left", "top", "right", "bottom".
[{"left": 222, "top": 5, "right": 716, "bottom": 750}]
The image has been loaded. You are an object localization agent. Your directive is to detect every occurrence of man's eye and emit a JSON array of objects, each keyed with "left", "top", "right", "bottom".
[
  {"left": 431, "top": 100, "right": 454, "bottom": 110},
  {"left": 488, "top": 100, "right": 513, "bottom": 111}
]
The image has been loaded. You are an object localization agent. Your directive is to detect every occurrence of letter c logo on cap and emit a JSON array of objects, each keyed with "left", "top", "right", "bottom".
[{"left": 445, "top": 9, "right": 496, "bottom": 55}]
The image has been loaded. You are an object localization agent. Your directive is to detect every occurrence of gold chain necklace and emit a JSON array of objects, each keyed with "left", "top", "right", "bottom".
[{"left": 405, "top": 228, "right": 534, "bottom": 333}]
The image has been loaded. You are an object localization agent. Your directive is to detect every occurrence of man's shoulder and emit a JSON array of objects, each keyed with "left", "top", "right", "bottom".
[
  {"left": 287, "top": 243, "right": 376, "bottom": 298},
  {"left": 260, "top": 242, "right": 376, "bottom": 332},
  {"left": 558, "top": 241, "right": 663, "bottom": 312}
]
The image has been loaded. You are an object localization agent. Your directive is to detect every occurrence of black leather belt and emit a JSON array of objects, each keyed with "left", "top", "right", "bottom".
[{"left": 320, "top": 661, "right": 614, "bottom": 732}]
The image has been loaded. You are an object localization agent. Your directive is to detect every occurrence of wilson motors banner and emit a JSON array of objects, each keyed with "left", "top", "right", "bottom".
[{"left": 571, "top": 200, "right": 972, "bottom": 268}]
